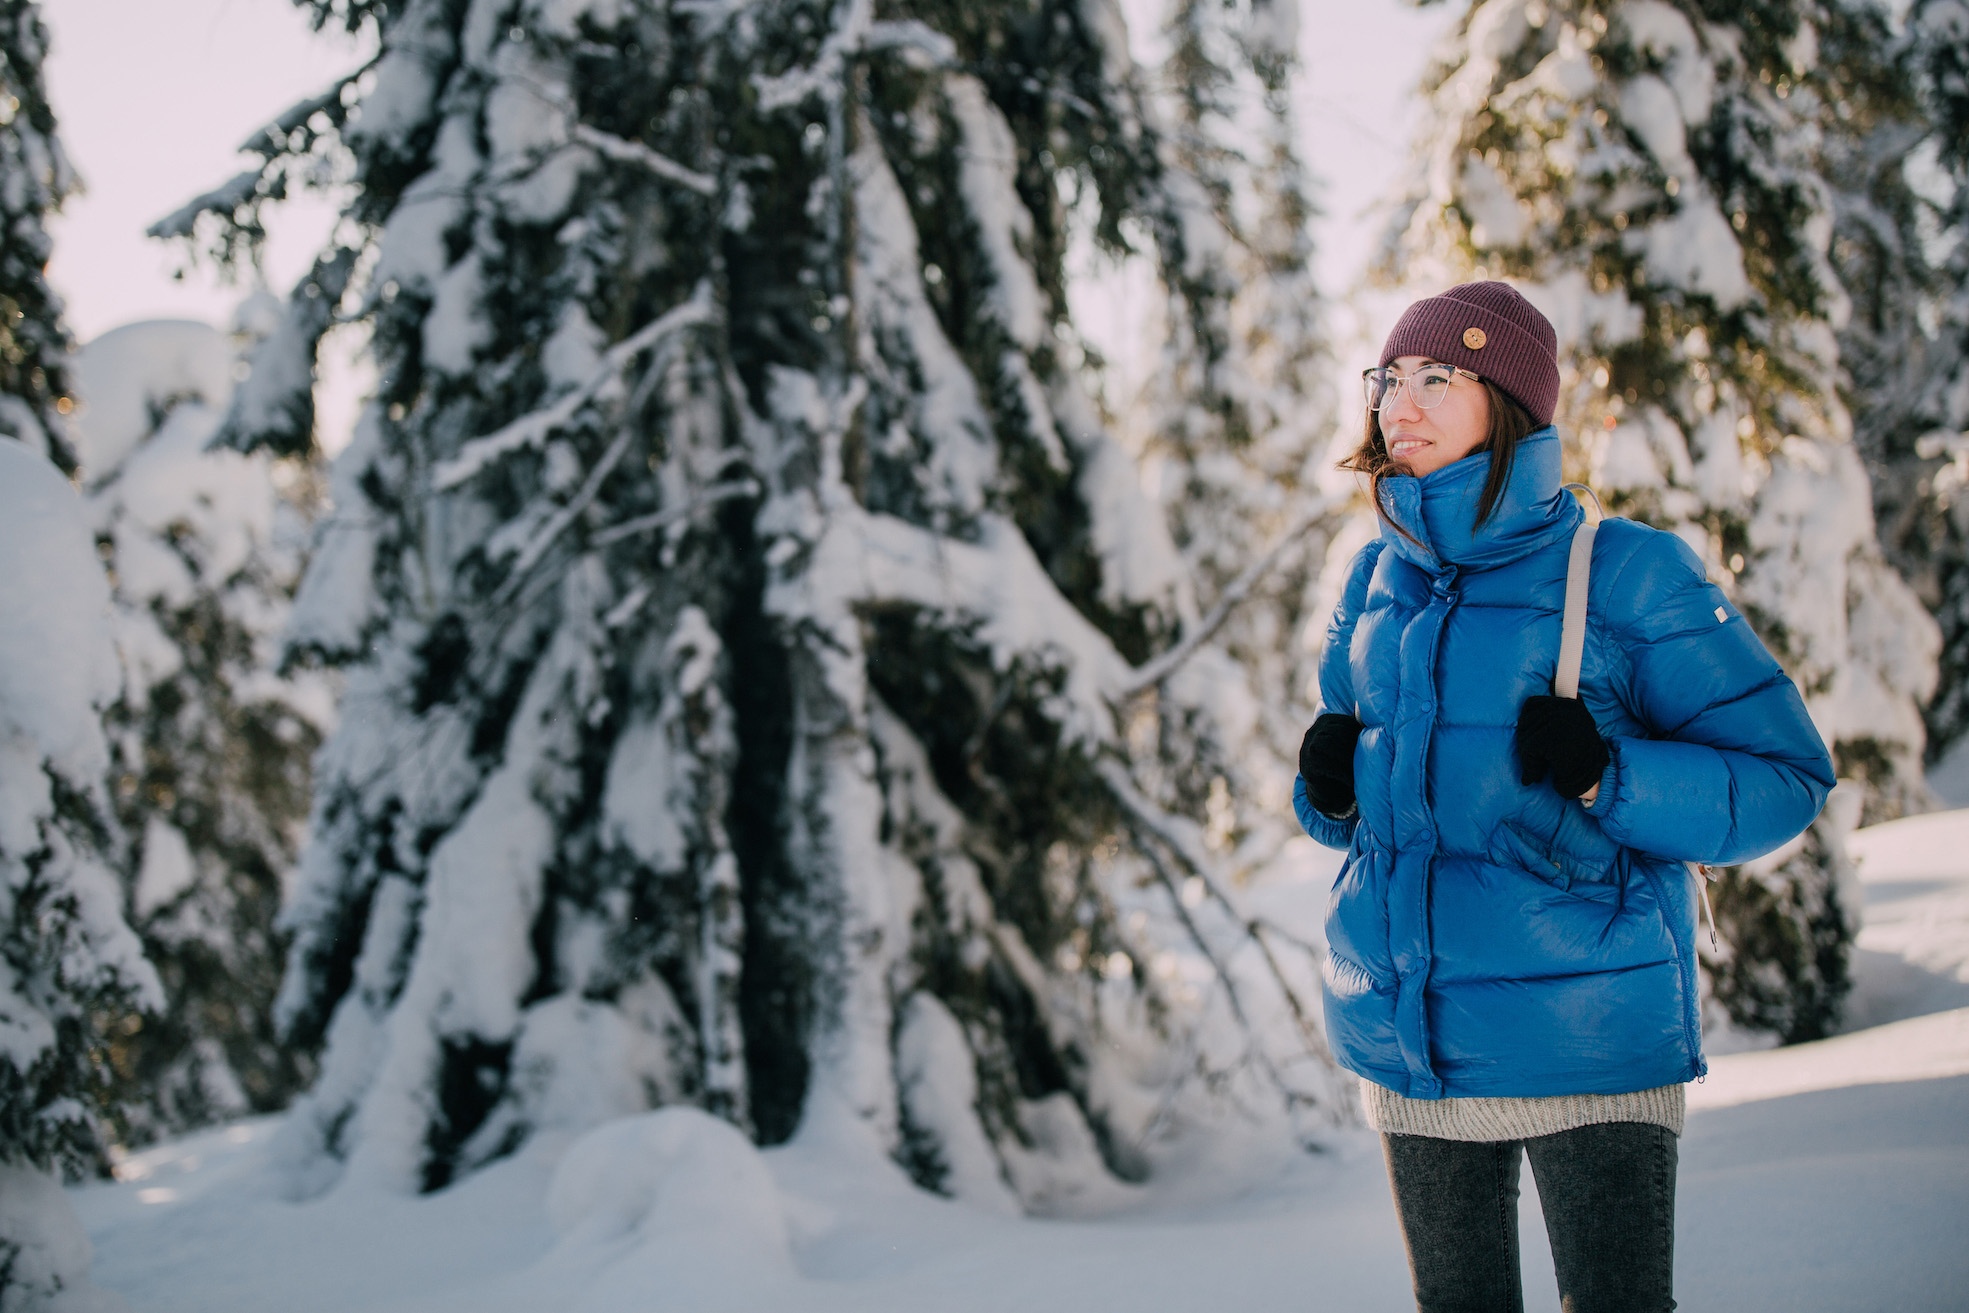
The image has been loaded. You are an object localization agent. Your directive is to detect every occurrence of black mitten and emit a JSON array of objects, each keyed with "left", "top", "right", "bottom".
[
  {"left": 1516, "top": 695, "right": 1609, "bottom": 799},
  {"left": 1299, "top": 713, "right": 1364, "bottom": 818}
]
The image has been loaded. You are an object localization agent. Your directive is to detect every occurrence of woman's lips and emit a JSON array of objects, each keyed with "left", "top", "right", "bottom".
[{"left": 1388, "top": 437, "right": 1428, "bottom": 457}]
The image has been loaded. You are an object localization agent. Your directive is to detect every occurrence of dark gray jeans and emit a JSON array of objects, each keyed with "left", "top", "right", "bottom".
[{"left": 1382, "top": 1121, "right": 1678, "bottom": 1313}]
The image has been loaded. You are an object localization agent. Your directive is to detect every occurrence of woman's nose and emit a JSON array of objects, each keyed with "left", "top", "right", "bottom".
[{"left": 1383, "top": 384, "right": 1425, "bottom": 424}]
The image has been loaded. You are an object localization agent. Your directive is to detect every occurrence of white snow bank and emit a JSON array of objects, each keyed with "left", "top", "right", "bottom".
[
  {"left": 71, "top": 1062, "right": 1969, "bottom": 1313},
  {"left": 1848, "top": 804, "right": 1969, "bottom": 874},
  {"left": 521, "top": 1109, "right": 794, "bottom": 1305},
  {"left": 0, "top": 1164, "right": 126, "bottom": 1313},
  {"left": 70, "top": 811, "right": 1969, "bottom": 1313},
  {"left": 75, "top": 1059, "right": 1969, "bottom": 1313},
  {"left": 1845, "top": 808, "right": 1969, "bottom": 1030},
  {"left": 1690, "top": 1008, "right": 1969, "bottom": 1112}
]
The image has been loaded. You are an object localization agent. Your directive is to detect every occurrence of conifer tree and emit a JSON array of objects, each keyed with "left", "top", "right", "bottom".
[
  {"left": 71, "top": 314, "right": 328, "bottom": 1145},
  {"left": 1853, "top": 0, "right": 1969, "bottom": 761},
  {"left": 1376, "top": 0, "right": 1936, "bottom": 1041},
  {"left": 0, "top": 0, "right": 77, "bottom": 471},
  {"left": 0, "top": 439, "right": 158, "bottom": 1308},
  {"left": 0, "top": 7, "right": 159, "bottom": 1303},
  {"left": 1135, "top": 0, "right": 1338, "bottom": 728},
  {"left": 1077, "top": 0, "right": 1341, "bottom": 971},
  {"left": 166, "top": 0, "right": 1342, "bottom": 1203}
]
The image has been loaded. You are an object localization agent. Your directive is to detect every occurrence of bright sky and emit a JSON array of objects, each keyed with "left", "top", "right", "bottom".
[
  {"left": 41, "top": 0, "right": 373, "bottom": 340},
  {"left": 38, "top": 0, "right": 1450, "bottom": 441}
]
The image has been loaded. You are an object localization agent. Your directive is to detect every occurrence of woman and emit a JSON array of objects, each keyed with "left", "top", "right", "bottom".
[{"left": 1293, "top": 282, "right": 1834, "bottom": 1313}]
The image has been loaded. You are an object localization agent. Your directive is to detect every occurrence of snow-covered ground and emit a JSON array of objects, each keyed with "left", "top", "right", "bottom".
[{"left": 73, "top": 811, "right": 1969, "bottom": 1313}]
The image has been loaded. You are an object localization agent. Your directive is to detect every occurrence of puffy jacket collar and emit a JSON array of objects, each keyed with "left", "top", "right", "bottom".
[{"left": 1376, "top": 427, "right": 1579, "bottom": 572}]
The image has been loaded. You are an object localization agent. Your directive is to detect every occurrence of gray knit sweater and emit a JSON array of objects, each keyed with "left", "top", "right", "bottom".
[{"left": 1361, "top": 1078, "right": 1686, "bottom": 1141}]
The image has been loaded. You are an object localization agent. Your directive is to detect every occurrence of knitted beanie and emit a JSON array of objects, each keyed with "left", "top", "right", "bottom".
[{"left": 1379, "top": 281, "right": 1559, "bottom": 426}]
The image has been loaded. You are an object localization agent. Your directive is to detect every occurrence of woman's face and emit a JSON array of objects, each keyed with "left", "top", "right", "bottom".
[{"left": 1381, "top": 354, "right": 1491, "bottom": 478}]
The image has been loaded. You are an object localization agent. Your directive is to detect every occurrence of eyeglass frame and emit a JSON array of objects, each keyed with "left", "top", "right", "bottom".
[{"left": 1361, "top": 362, "right": 1484, "bottom": 414}]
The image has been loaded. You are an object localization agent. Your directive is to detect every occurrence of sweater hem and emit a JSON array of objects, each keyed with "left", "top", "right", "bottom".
[{"left": 1361, "top": 1076, "right": 1686, "bottom": 1141}]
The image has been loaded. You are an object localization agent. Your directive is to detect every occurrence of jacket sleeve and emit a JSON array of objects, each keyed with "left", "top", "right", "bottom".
[
  {"left": 1292, "top": 540, "right": 1383, "bottom": 850},
  {"left": 1294, "top": 773, "right": 1357, "bottom": 849},
  {"left": 1586, "top": 529, "right": 1835, "bottom": 865}
]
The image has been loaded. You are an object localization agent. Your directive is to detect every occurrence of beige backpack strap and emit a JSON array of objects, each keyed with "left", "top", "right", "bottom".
[
  {"left": 1555, "top": 483, "right": 1719, "bottom": 948},
  {"left": 1554, "top": 483, "right": 1602, "bottom": 700}
]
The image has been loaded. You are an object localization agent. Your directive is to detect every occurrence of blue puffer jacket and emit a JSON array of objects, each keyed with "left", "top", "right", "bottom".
[{"left": 1294, "top": 428, "right": 1834, "bottom": 1100}]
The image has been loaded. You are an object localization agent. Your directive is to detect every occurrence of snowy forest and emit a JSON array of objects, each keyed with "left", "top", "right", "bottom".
[{"left": 3, "top": 0, "right": 1968, "bottom": 1309}]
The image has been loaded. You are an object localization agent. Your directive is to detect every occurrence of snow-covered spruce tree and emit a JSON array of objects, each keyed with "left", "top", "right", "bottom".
[
  {"left": 1377, "top": 0, "right": 1937, "bottom": 1041},
  {"left": 165, "top": 0, "right": 1345, "bottom": 1203},
  {"left": 1121, "top": 0, "right": 1340, "bottom": 750},
  {"left": 0, "top": 9, "right": 156, "bottom": 1304},
  {"left": 69, "top": 313, "right": 328, "bottom": 1145},
  {"left": 1061, "top": 0, "right": 1342, "bottom": 1043},
  {"left": 0, "top": 439, "right": 158, "bottom": 1311},
  {"left": 1852, "top": 0, "right": 1969, "bottom": 761},
  {"left": 0, "top": 0, "right": 78, "bottom": 473}
]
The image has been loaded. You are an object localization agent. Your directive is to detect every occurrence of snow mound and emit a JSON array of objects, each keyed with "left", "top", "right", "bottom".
[
  {"left": 546, "top": 1108, "right": 791, "bottom": 1263},
  {"left": 1846, "top": 808, "right": 1969, "bottom": 1030},
  {"left": 1849, "top": 805, "right": 1969, "bottom": 874},
  {"left": 0, "top": 1164, "right": 126, "bottom": 1313},
  {"left": 63, "top": 812, "right": 1969, "bottom": 1313},
  {"left": 1691, "top": 1008, "right": 1969, "bottom": 1112}
]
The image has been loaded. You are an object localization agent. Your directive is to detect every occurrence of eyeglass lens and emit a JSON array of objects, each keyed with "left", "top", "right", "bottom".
[{"left": 1364, "top": 366, "right": 1455, "bottom": 412}]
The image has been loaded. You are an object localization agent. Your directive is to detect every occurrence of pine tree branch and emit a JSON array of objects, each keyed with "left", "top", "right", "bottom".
[
  {"left": 1120, "top": 494, "right": 1340, "bottom": 696},
  {"left": 1097, "top": 760, "right": 1333, "bottom": 1079},
  {"left": 752, "top": 0, "right": 954, "bottom": 113},
  {"left": 754, "top": 0, "right": 873, "bottom": 111},
  {"left": 490, "top": 478, "right": 762, "bottom": 618},
  {"left": 148, "top": 170, "right": 263, "bottom": 241},
  {"left": 433, "top": 290, "right": 718, "bottom": 489},
  {"left": 236, "top": 59, "right": 376, "bottom": 157},
  {"left": 571, "top": 125, "right": 717, "bottom": 195},
  {"left": 151, "top": 64, "right": 375, "bottom": 253},
  {"left": 491, "top": 428, "right": 637, "bottom": 607},
  {"left": 863, "top": 19, "right": 958, "bottom": 64},
  {"left": 1118, "top": 807, "right": 1313, "bottom": 1114},
  {"left": 588, "top": 479, "right": 761, "bottom": 546}
]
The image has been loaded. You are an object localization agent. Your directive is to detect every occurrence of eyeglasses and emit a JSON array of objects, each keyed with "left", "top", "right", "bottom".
[{"left": 1362, "top": 363, "right": 1482, "bottom": 414}]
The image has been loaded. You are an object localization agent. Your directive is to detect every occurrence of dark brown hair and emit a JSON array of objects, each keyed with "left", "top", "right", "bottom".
[{"left": 1338, "top": 373, "right": 1538, "bottom": 538}]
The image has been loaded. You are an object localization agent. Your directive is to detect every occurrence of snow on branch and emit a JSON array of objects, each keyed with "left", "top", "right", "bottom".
[
  {"left": 1103, "top": 763, "right": 1328, "bottom": 1107},
  {"left": 1916, "top": 428, "right": 1969, "bottom": 461},
  {"left": 785, "top": 508, "right": 1133, "bottom": 745},
  {"left": 152, "top": 64, "right": 373, "bottom": 244},
  {"left": 492, "top": 471, "right": 757, "bottom": 612},
  {"left": 432, "top": 291, "right": 718, "bottom": 489},
  {"left": 1119, "top": 495, "right": 1341, "bottom": 695},
  {"left": 792, "top": 493, "right": 1338, "bottom": 753},
  {"left": 492, "top": 428, "right": 637, "bottom": 606},
  {"left": 863, "top": 19, "right": 958, "bottom": 63},
  {"left": 754, "top": 0, "right": 873, "bottom": 110},
  {"left": 1097, "top": 761, "right": 1333, "bottom": 1070},
  {"left": 236, "top": 61, "right": 372, "bottom": 157},
  {"left": 589, "top": 479, "right": 760, "bottom": 546},
  {"left": 753, "top": 0, "right": 954, "bottom": 111},
  {"left": 148, "top": 170, "right": 263, "bottom": 241},
  {"left": 571, "top": 125, "right": 717, "bottom": 195}
]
